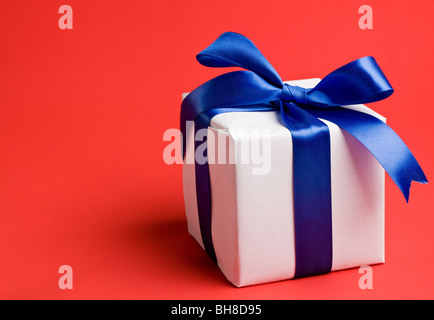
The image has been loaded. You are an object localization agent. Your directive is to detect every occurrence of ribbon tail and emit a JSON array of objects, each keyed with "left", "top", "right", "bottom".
[{"left": 306, "top": 106, "right": 428, "bottom": 202}]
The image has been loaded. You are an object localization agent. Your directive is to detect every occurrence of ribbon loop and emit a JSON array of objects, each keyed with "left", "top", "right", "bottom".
[
  {"left": 197, "top": 32, "right": 283, "bottom": 87},
  {"left": 307, "top": 56, "right": 394, "bottom": 106}
]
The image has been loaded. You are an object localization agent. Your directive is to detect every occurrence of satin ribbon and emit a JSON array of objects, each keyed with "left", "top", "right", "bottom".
[{"left": 180, "top": 32, "right": 427, "bottom": 278}]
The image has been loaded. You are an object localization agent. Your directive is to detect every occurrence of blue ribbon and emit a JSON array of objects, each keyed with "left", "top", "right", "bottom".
[{"left": 180, "top": 32, "right": 427, "bottom": 278}]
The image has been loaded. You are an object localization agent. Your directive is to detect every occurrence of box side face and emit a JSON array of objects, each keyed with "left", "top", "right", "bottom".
[{"left": 327, "top": 120, "right": 385, "bottom": 270}]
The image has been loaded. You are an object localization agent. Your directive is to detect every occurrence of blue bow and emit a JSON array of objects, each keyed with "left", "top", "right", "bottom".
[{"left": 180, "top": 32, "right": 427, "bottom": 278}]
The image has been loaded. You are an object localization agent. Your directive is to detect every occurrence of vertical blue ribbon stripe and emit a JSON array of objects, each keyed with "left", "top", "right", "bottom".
[
  {"left": 180, "top": 32, "right": 427, "bottom": 278},
  {"left": 279, "top": 101, "right": 333, "bottom": 278}
]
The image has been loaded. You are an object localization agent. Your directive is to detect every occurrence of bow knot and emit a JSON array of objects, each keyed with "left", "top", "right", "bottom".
[{"left": 281, "top": 84, "right": 308, "bottom": 104}]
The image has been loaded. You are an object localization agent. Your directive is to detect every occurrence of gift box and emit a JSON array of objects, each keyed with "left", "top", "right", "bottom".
[
  {"left": 183, "top": 78, "right": 385, "bottom": 287},
  {"left": 180, "top": 32, "right": 427, "bottom": 287}
]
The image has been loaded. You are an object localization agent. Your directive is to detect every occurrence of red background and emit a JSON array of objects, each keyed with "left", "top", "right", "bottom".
[{"left": 0, "top": 0, "right": 433, "bottom": 299}]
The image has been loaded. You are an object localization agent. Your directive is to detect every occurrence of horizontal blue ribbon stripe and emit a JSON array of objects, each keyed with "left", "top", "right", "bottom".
[{"left": 180, "top": 32, "right": 427, "bottom": 278}]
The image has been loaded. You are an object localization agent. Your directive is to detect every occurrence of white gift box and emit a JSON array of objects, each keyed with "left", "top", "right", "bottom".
[{"left": 183, "top": 78, "right": 385, "bottom": 287}]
